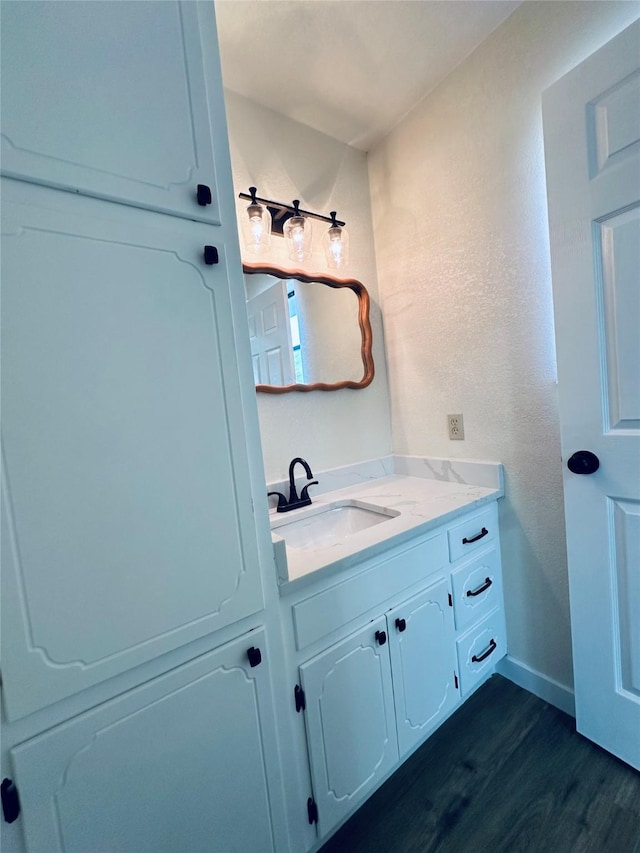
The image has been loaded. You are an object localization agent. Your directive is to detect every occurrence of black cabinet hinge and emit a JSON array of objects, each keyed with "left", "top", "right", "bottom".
[
  {"left": 294, "top": 684, "right": 306, "bottom": 713},
  {"left": 1, "top": 779, "right": 20, "bottom": 824},
  {"left": 307, "top": 796, "right": 318, "bottom": 825}
]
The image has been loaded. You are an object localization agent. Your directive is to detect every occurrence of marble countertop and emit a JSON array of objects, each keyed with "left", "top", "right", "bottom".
[{"left": 272, "top": 457, "right": 503, "bottom": 591}]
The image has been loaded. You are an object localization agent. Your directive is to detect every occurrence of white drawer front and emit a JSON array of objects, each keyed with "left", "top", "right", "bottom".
[
  {"left": 447, "top": 503, "right": 497, "bottom": 563},
  {"left": 450, "top": 546, "right": 503, "bottom": 632},
  {"left": 456, "top": 607, "right": 506, "bottom": 696},
  {"left": 292, "top": 531, "right": 447, "bottom": 651}
]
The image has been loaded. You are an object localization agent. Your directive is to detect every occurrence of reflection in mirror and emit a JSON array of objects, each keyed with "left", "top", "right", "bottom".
[{"left": 243, "top": 264, "right": 374, "bottom": 393}]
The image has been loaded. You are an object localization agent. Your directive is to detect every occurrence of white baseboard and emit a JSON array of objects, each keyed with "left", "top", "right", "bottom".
[{"left": 497, "top": 655, "right": 575, "bottom": 717}]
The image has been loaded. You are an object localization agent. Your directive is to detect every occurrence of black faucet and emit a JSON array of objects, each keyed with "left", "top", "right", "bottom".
[{"left": 268, "top": 457, "right": 318, "bottom": 513}]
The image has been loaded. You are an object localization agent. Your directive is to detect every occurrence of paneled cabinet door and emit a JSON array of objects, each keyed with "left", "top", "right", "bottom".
[
  {"left": 1, "top": 1, "right": 224, "bottom": 225},
  {"left": 10, "top": 629, "right": 283, "bottom": 853},
  {"left": 387, "top": 578, "right": 459, "bottom": 757},
  {"left": 1, "top": 180, "right": 264, "bottom": 721},
  {"left": 300, "top": 617, "right": 399, "bottom": 837}
]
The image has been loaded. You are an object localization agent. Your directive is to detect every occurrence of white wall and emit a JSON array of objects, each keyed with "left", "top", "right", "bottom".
[
  {"left": 224, "top": 91, "right": 392, "bottom": 484},
  {"left": 368, "top": 1, "right": 640, "bottom": 692}
]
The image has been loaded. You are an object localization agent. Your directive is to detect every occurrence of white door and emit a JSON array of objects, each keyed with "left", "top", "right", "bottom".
[
  {"left": 300, "top": 617, "right": 398, "bottom": 837},
  {"left": 387, "top": 579, "right": 459, "bottom": 757},
  {"left": 1, "top": 1, "right": 224, "bottom": 224},
  {"left": 543, "top": 20, "right": 640, "bottom": 770},
  {"left": 246, "top": 280, "right": 296, "bottom": 386},
  {"left": 10, "top": 629, "right": 281, "bottom": 853},
  {"left": 1, "top": 178, "right": 264, "bottom": 721}
]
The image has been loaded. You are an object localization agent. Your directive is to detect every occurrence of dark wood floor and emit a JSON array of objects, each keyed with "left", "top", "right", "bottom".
[{"left": 319, "top": 675, "right": 640, "bottom": 853}]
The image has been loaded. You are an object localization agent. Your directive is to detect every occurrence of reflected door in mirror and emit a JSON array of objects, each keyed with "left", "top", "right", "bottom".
[{"left": 245, "top": 278, "right": 296, "bottom": 386}]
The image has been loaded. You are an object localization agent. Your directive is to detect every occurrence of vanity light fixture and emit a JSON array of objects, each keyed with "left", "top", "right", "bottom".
[
  {"left": 240, "top": 186, "right": 272, "bottom": 255},
  {"left": 238, "top": 189, "right": 347, "bottom": 268},
  {"left": 323, "top": 211, "right": 349, "bottom": 270},
  {"left": 283, "top": 200, "right": 313, "bottom": 263}
]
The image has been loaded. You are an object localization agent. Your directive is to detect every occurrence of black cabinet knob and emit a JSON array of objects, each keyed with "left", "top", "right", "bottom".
[
  {"left": 204, "top": 245, "right": 219, "bottom": 265},
  {"left": 197, "top": 184, "right": 212, "bottom": 206},
  {"left": 567, "top": 450, "right": 600, "bottom": 475},
  {"left": 395, "top": 618, "right": 406, "bottom": 632},
  {"left": 247, "top": 646, "right": 262, "bottom": 667},
  {"left": 375, "top": 630, "right": 387, "bottom": 646}
]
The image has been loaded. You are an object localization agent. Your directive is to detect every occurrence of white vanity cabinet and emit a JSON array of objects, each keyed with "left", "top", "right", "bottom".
[
  {"left": 282, "top": 498, "right": 506, "bottom": 847},
  {"left": 299, "top": 577, "right": 458, "bottom": 838},
  {"left": 9, "top": 629, "right": 283, "bottom": 853}
]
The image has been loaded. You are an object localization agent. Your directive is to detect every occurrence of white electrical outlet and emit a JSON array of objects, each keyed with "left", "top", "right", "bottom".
[{"left": 448, "top": 414, "right": 464, "bottom": 440}]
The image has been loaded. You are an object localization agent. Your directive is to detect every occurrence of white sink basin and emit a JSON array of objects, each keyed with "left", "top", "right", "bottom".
[{"left": 271, "top": 500, "right": 399, "bottom": 550}]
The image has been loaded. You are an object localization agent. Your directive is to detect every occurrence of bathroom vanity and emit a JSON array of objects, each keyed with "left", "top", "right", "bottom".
[{"left": 269, "top": 458, "right": 507, "bottom": 847}]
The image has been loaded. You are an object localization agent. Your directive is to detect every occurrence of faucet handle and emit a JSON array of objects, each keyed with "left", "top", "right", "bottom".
[
  {"left": 300, "top": 481, "right": 318, "bottom": 502},
  {"left": 267, "top": 491, "right": 288, "bottom": 511}
]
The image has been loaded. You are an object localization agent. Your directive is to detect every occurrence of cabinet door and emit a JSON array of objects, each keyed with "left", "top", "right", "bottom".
[
  {"left": 1, "top": 1, "right": 224, "bottom": 225},
  {"left": 300, "top": 617, "right": 398, "bottom": 837},
  {"left": 387, "top": 578, "right": 459, "bottom": 757},
  {"left": 10, "top": 629, "right": 283, "bottom": 853},
  {"left": 1, "top": 180, "right": 263, "bottom": 720}
]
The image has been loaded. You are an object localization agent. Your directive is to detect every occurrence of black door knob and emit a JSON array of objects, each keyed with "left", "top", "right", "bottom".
[{"left": 567, "top": 450, "right": 600, "bottom": 475}]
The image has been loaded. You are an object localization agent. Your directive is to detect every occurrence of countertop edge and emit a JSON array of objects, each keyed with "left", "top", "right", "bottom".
[{"left": 276, "top": 485, "right": 502, "bottom": 596}]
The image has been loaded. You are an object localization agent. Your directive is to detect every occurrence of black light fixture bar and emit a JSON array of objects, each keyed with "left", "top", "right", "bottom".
[{"left": 239, "top": 188, "right": 345, "bottom": 236}]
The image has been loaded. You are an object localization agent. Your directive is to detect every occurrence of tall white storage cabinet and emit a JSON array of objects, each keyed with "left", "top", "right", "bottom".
[{"left": 1, "top": 3, "right": 284, "bottom": 851}]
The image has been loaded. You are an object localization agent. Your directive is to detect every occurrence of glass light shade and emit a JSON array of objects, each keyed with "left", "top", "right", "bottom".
[
  {"left": 284, "top": 214, "right": 313, "bottom": 263},
  {"left": 323, "top": 224, "right": 349, "bottom": 270},
  {"left": 241, "top": 202, "right": 271, "bottom": 254}
]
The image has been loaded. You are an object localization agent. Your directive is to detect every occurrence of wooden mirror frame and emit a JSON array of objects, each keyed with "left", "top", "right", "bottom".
[{"left": 243, "top": 262, "right": 375, "bottom": 393}]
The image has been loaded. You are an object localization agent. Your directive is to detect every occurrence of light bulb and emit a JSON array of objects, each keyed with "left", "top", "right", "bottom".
[
  {"left": 284, "top": 209, "right": 312, "bottom": 262},
  {"left": 241, "top": 191, "right": 271, "bottom": 255},
  {"left": 323, "top": 215, "right": 349, "bottom": 270}
]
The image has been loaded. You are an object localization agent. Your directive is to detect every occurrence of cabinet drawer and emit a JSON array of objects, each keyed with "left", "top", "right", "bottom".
[
  {"left": 456, "top": 607, "right": 506, "bottom": 696},
  {"left": 292, "top": 531, "right": 447, "bottom": 651},
  {"left": 447, "top": 503, "right": 497, "bottom": 563},
  {"left": 450, "top": 546, "right": 503, "bottom": 632}
]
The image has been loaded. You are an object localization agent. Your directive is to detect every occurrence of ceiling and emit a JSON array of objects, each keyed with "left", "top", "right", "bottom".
[{"left": 216, "top": 0, "right": 522, "bottom": 151}]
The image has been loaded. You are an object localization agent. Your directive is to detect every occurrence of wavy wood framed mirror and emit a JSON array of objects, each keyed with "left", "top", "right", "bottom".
[{"left": 243, "top": 263, "right": 375, "bottom": 393}]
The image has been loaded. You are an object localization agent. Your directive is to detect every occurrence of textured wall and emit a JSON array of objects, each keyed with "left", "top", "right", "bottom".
[
  {"left": 368, "top": 1, "right": 640, "bottom": 690},
  {"left": 224, "top": 92, "right": 392, "bottom": 484}
]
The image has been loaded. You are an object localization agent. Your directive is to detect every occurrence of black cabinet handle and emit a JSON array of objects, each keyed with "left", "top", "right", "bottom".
[
  {"left": 471, "top": 638, "right": 497, "bottom": 663},
  {"left": 462, "top": 527, "right": 488, "bottom": 545},
  {"left": 197, "top": 184, "right": 212, "bottom": 206},
  {"left": 466, "top": 577, "right": 492, "bottom": 598},
  {"left": 395, "top": 618, "right": 406, "bottom": 633},
  {"left": 375, "top": 630, "right": 387, "bottom": 646},
  {"left": 247, "top": 646, "right": 262, "bottom": 667},
  {"left": 567, "top": 450, "right": 599, "bottom": 475},
  {"left": 204, "top": 245, "right": 219, "bottom": 265}
]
